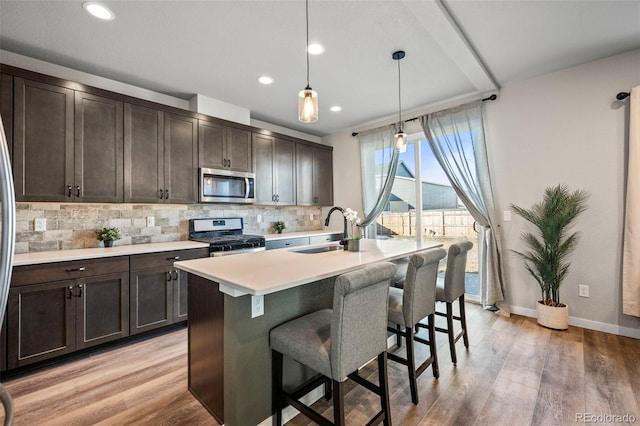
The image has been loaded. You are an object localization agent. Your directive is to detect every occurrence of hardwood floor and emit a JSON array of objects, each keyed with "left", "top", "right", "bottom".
[{"left": 0, "top": 305, "right": 638, "bottom": 426}]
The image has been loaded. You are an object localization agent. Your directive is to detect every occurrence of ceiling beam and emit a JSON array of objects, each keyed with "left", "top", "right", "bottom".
[{"left": 403, "top": 0, "right": 500, "bottom": 93}]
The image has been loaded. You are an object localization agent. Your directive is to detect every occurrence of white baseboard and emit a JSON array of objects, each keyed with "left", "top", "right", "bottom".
[{"left": 509, "top": 305, "right": 640, "bottom": 339}]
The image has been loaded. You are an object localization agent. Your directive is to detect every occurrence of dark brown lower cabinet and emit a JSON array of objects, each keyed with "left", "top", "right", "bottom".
[
  {"left": 7, "top": 258, "right": 129, "bottom": 369},
  {"left": 129, "top": 248, "right": 208, "bottom": 335}
]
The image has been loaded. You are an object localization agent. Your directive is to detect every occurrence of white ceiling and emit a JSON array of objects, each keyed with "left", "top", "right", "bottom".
[{"left": 1, "top": 0, "right": 639, "bottom": 137}]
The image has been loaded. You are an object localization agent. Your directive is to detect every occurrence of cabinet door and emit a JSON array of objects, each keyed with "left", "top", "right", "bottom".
[
  {"left": 129, "top": 266, "right": 173, "bottom": 335},
  {"left": 124, "top": 103, "right": 164, "bottom": 203},
  {"left": 1, "top": 73, "right": 12, "bottom": 160},
  {"left": 199, "top": 120, "right": 225, "bottom": 169},
  {"left": 274, "top": 138, "right": 296, "bottom": 205},
  {"left": 7, "top": 280, "right": 75, "bottom": 369},
  {"left": 314, "top": 147, "right": 334, "bottom": 206},
  {"left": 226, "top": 127, "right": 252, "bottom": 173},
  {"left": 174, "top": 269, "right": 188, "bottom": 322},
  {"left": 75, "top": 92, "right": 123, "bottom": 203},
  {"left": 76, "top": 272, "right": 129, "bottom": 350},
  {"left": 295, "top": 143, "right": 315, "bottom": 206},
  {"left": 253, "top": 133, "right": 275, "bottom": 204},
  {"left": 164, "top": 113, "right": 197, "bottom": 204},
  {"left": 13, "top": 78, "right": 74, "bottom": 202}
]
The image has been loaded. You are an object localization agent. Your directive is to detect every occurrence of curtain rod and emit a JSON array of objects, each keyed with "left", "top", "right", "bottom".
[
  {"left": 351, "top": 94, "right": 497, "bottom": 137},
  {"left": 616, "top": 92, "right": 630, "bottom": 100}
]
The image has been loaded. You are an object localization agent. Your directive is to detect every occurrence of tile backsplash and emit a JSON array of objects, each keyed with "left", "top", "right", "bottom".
[{"left": 15, "top": 203, "right": 323, "bottom": 253}]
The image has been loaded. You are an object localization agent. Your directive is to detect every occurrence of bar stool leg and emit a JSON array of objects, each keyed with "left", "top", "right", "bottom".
[
  {"left": 333, "top": 380, "right": 345, "bottom": 426},
  {"left": 427, "top": 313, "right": 439, "bottom": 379},
  {"left": 378, "top": 352, "right": 393, "bottom": 426},
  {"left": 396, "top": 324, "right": 402, "bottom": 347},
  {"left": 459, "top": 294, "right": 469, "bottom": 348},
  {"left": 271, "top": 350, "right": 284, "bottom": 426},
  {"left": 405, "top": 326, "right": 418, "bottom": 404},
  {"left": 446, "top": 302, "right": 457, "bottom": 365}
]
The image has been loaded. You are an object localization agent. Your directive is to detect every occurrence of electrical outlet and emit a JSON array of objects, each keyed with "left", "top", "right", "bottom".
[
  {"left": 579, "top": 284, "right": 589, "bottom": 298},
  {"left": 35, "top": 218, "right": 47, "bottom": 232},
  {"left": 146, "top": 216, "right": 155, "bottom": 227},
  {"left": 256, "top": 214, "right": 262, "bottom": 223},
  {"left": 310, "top": 214, "right": 314, "bottom": 220},
  {"left": 503, "top": 210, "right": 512, "bottom": 222},
  {"left": 251, "top": 295, "right": 264, "bottom": 318}
]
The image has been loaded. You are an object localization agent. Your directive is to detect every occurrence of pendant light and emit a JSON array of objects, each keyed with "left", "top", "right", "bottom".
[
  {"left": 298, "top": 0, "right": 318, "bottom": 123},
  {"left": 393, "top": 50, "right": 407, "bottom": 151}
]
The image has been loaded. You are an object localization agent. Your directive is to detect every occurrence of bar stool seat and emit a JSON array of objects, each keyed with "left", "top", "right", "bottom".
[{"left": 270, "top": 262, "right": 397, "bottom": 426}]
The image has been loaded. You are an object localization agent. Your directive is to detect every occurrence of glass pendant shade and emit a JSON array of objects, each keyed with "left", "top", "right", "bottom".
[
  {"left": 394, "top": 130, "right": 408, "bottom": 152},
  {"left": 298, "top": 87, "right": 318, "bottom": 123}
]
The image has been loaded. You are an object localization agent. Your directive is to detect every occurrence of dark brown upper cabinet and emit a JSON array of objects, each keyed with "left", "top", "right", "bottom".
[
  {"left": 296, "top": 143, "right": 333, "bottom": 206},
  {"left": 198, "top": 120, "right": 252, "bottom": 173},
  {"left": 13, "top": 78, "right": 75, "bottom": 202},
  {"left": 124, "top": 104, "right": 197, "bottom": 204},
  {"left": 75, "top": 92, "right": 124, "bottom": 203},
  {"left": 1, "top": 73, "right": 12, "bottom": 160},
  {"left": 253, "top": 133, "right": 296, "bottom": 206},
  {"left": 13, "top": 78, "right": 123, "bottom": 202}
]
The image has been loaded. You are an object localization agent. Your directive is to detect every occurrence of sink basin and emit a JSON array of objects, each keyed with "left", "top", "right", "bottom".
[{"left": 292, "top": 245, "right": 344, "bottom": 254}]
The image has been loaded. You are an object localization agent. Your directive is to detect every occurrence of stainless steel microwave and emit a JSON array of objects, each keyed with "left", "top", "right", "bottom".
[{"left": 199, "top": 168, "right": 255, "bottom": 203}]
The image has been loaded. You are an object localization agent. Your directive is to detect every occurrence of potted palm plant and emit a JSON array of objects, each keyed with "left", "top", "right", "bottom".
[{"left": 511, "top": 184, "right": 589, "bottom": 330}]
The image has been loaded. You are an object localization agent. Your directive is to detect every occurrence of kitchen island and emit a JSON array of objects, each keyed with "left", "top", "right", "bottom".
[{"left": 174, "top": 239, "right": 442, "bottom": 426}]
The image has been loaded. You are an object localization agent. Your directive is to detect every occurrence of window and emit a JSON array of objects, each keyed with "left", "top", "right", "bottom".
[{"left": 374, "top": 134, "right": 479, "bottom": 299}]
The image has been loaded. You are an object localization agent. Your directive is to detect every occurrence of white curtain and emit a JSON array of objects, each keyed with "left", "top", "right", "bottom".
[
  {"left": 419, "top": 101, "right": 507, "bottom": 310},
  {"left": 358, "top": 125, "right": 399, "bottom": 238},
  {"left": 623, "top": 86, "right": 640, "bottom": 317}
]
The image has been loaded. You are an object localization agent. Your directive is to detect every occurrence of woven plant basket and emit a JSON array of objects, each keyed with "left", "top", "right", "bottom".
[{"left": 536, "top": 301, "right": 569, "bottom": 330}]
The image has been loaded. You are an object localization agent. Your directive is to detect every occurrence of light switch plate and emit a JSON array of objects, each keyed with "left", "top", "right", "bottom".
[
  {"left": 503, "top": 211, "right": 512, "bottom": 222},
  {"left": 251, "top": 295, "right": 264, "bottom": 318},
  {"left": 35, "top": 218, "right": 47, "bottom": 232},
  {"left": 146, "top": 216, "right": 155, "bottom": 227}
]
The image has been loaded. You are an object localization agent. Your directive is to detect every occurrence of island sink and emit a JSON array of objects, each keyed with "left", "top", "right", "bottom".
[{"left": 292, "top": 244, "right": 344, "bottom": 254}]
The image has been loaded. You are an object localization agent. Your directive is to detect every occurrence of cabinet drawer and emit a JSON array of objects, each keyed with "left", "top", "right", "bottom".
[
  {"left": 265, "top": 237, "right": 310, "bottom": 250},
  {"left": 309, "top": 234, "right": 343, "bottom": 245},
  {"left": 12, "top": 257, "right": 129, "bottom": 287},
  {"left": 130, "top": 248, "right": 208, "bottom": 271}
]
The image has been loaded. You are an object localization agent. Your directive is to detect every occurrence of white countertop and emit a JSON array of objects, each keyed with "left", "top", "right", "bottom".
[
  {"left": 13, "top": 241, "right": 209, "bottom": 266},
  {"left": 174, "top": 239, "right": 442, "bottom": 297},
  {"left": 263, "top": 230, "right": 343, "bottom": 241}
]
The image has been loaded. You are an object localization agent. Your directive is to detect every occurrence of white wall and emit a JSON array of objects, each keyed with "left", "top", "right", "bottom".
[
  {"left": 325, "top": 48, "right": 640, "bottom": 337},
  {"left": 487, "top": 48, "right": 640, "bottom": 337}
]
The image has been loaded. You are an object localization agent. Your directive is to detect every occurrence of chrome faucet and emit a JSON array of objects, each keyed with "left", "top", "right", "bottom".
[{"left": 324, "top": 206, "right": 348, "bottom": 241}]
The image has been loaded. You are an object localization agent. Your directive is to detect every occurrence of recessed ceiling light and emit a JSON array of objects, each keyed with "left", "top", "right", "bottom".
[
  {"left": 83, "top": 2, "right": 115, "bottom": 20},
  {"left": 307, "top": 43, "right": 325, "bottom": 55},
  {"left": 258, "top": 76, "right": 274, "bottom": 85},
  {"left": 330, "top": 106, "right": 342, "bottom": 112}
]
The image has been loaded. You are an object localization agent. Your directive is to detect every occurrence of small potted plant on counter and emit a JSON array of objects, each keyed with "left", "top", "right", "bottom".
[
  {"left": 342, "top": 208, "right": 362, "bottom": 252},
  {"left": 273, "top": 220, "right": 286, "bottom": 234},
  {"left": 96, "top": 226, "right": 122, "bottom": 247}
]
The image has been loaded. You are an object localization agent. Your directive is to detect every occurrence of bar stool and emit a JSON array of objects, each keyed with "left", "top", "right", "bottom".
[
  {"left": 387, "top": 249, "right": 447, "bottom": 404},
  {"left": 270, "top": 262, "right": 397, "bottom": 426},
  {"left": 435, "top": 241, "right": 474, "bottom": 365}
]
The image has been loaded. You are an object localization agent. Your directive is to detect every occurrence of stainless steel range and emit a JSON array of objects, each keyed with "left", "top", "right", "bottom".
[{"left": 188, "top": 217, "right": 265, "bottom": 256}]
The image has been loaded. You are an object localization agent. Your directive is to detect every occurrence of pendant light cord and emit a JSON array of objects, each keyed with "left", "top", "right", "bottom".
[
  {"left": 397, "top": 57, "right": 402, "bottom": 128},
  {"left": 305, "top": 0, "right": 310, "bottom": 88}
]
